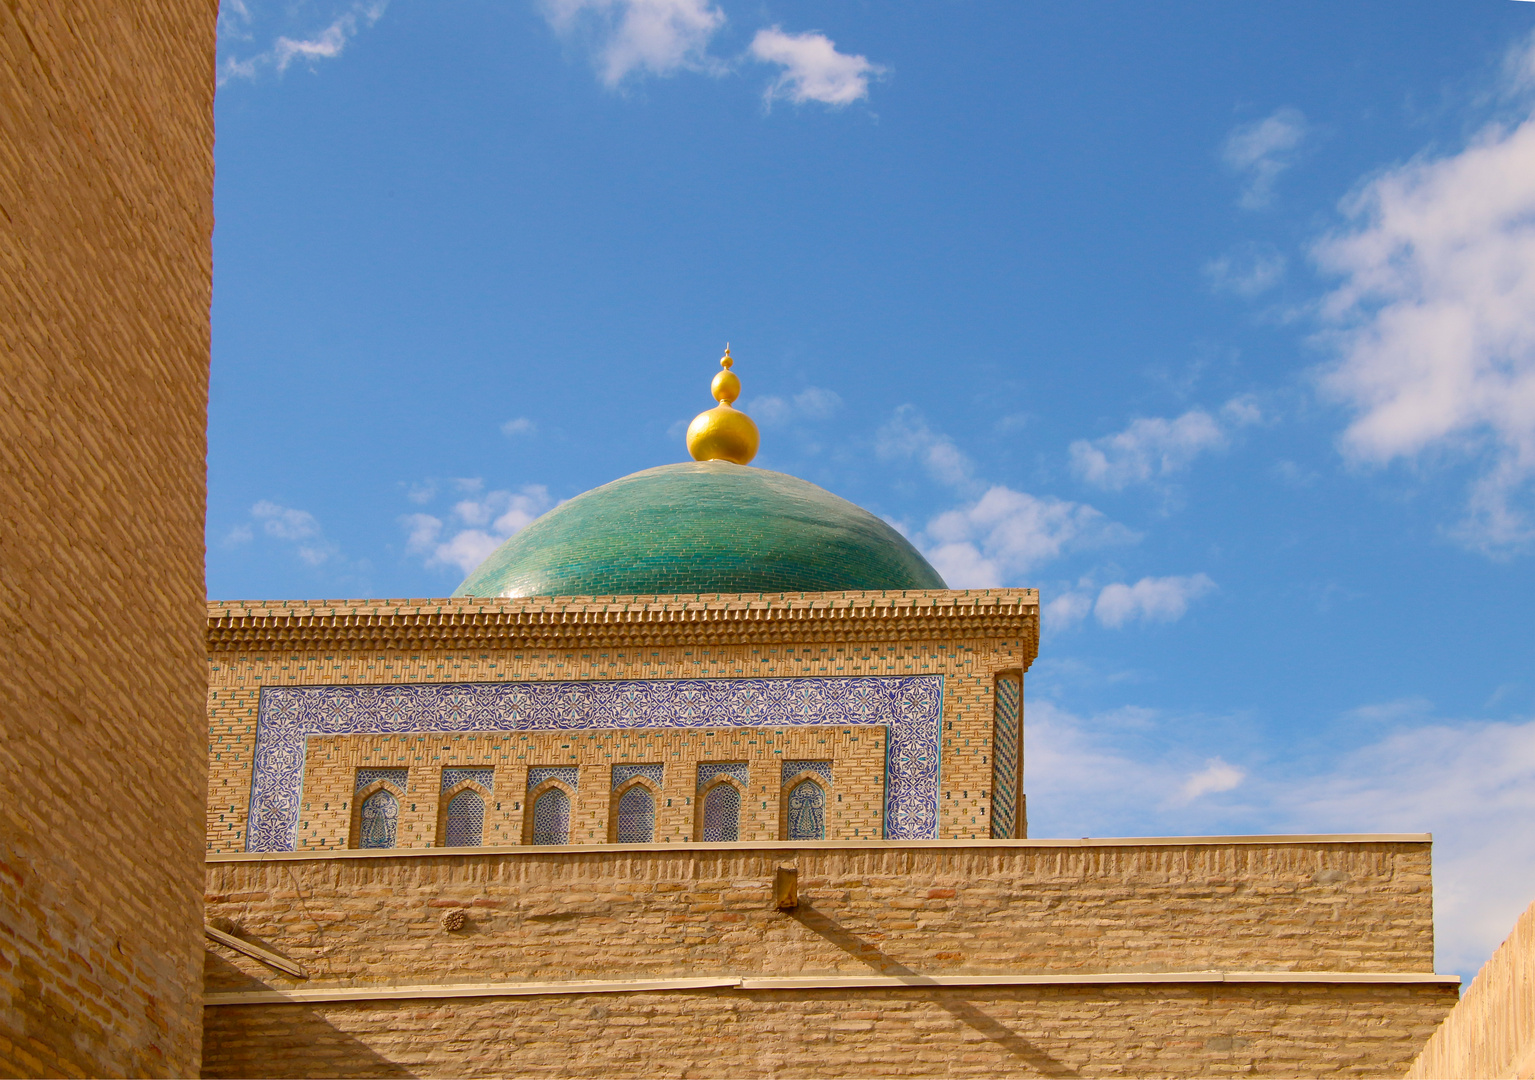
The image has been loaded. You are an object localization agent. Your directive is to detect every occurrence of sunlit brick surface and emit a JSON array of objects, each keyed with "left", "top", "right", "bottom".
[
  {"left": 0, "top": 2, "right": 215, "bottom": 1075},
  {"left": 201, "top": 839, "right": 1453, "bottom": 1077},
  {"left": 202, "top": 982, "right": 1456, "bottom": 1080},
  {"left": 204, "top": 591, "right": 1040, "bottom": 849}
]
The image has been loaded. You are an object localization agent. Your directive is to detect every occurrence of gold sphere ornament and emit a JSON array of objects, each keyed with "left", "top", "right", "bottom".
[{"left": 686, "top": 345, "right": 760, "bottom": 465}]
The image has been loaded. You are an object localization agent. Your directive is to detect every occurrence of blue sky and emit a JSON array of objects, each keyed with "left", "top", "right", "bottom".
[{"left": 211, "top": 1, "right": 1535, "bottom": 980}]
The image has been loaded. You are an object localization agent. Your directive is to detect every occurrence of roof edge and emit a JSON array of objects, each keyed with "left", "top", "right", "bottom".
[{"left": 206, "top": 589, "right": 1041, "bottom": 655}]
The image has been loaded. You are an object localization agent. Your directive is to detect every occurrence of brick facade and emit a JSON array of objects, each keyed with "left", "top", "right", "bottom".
[
  {"left": 296, "top": 725, "right": 887, "bottom": 850},
  {"left": 205, "top": 592, "right": 1040, "bottom": 850},
  {"left": 1406, "top": 893, "right": 1535, "bottom": 1078},
  {"left": 0, "top": 1, "right": 215, "bottom": 1075},
  {"left": 202, "top": 983, "right": 1456, "bottom": 1079},
  {"left": 201, "top": 839, "right": 1457, "bottom": 1077}
]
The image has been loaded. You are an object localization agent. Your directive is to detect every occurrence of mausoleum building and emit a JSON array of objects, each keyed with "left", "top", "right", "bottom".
[{"left": 199, "top": 353, "right": 1461, "bottom": 1078}]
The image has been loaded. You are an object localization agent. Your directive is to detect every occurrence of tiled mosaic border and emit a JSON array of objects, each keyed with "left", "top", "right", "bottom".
[
  {"left": 990, "top": 673, "right": 1021, "bottom": 839},
  {"left": 246, "top": 676, "right": 943, "bottom": 851}
]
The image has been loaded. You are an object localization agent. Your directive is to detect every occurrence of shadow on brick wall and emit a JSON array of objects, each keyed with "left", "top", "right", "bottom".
[
  {"left": 202, "top": 1001, "right": 413, "bottom": 1079},
  {"left": 790, "top": 903, "right": 1080, "bottom": 1078}
]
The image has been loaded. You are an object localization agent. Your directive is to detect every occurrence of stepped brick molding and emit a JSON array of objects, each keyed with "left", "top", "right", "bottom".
[{"left": 206, "top": 590, "right": 1042, "bottom": 652}]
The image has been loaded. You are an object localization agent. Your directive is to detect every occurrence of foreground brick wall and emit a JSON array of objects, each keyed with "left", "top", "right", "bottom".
[
  {"left": 0, "top": 2, "right": 215, "bottom": 1075},
  {"left": 202, "top": 982, "right": 1456, "bottom": 1079},
  {"left": 1406, "top": 894, "right": 1535, "bottom": 1079},
  {"left": 204, "top": 839, "right": 1437, "bottom": 992}
]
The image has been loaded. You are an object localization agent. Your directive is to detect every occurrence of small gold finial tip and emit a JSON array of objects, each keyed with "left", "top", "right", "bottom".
[{"left": 687, "top": 345, "right": 759, "bottom": 465}]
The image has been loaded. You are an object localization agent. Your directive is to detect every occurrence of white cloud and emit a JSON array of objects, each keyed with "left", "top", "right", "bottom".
[
  {"left": 750, "top": 387, "right": 843, "bottom": 426},
  {"left": 1093, "top": 573, "right": 1216, "bottom": 628},
  {"left": 1070, "top": 398, "right": 1260, "bottom": 490},
  {"left": 403, "top": 485, "right": 554, "bottom": 575},
  {"left": 749, "top": 27, "right": 885, "bottom": 108},
  {"left": 875, "top": 407, "right": 1137, "bottom": 588},
  {"left": 219, "top": 1, "right": 386, "bottom": 84},
  {"left": 542, "top": 0, "right": 725, "bottom": 86},
  {"left": 1179, "top": 757, "right": 1247, "bottom": 801},
  {"left": 1043, "top": 589, "right": 1095, "bottom": 631},
  {"left": 229, "top": 499, "right": 343, "bottom": 567},
  {"left": 501, "top": 417, "right": 538, "bottom": 438},
  {"left": 1204, "top": 243, "right": 1287, "bottom": 297},
  {"left": 1045, "top": 575, "right": 1216, "bottom": 631},
  {"left": 922, "top": 487, "right": 1136, "bottom": 588},
  {"left": 1315, "top": 43, "right": 1535, "bottom": 553},
  {"left": 1223, "top": 107, "right": 1309, "bottom": 209},
  {"left": 876, "top": 405, "right": 977, "bottom": 491},
  {"left": 405, "top": 481, "right": 438, "bottom": 505}
]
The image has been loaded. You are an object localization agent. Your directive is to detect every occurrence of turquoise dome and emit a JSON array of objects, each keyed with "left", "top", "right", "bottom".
[{"left": 454, "top": 461, "right": 946, "bottom": 598}]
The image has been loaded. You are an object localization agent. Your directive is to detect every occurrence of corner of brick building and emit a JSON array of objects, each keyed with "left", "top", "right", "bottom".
[{"left": 0, "top": 1, "right": 217, "bottom": 1076}]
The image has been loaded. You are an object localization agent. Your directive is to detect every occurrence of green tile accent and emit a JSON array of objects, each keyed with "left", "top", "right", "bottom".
[{"left": 454, "top": 461, "right": 947, "bottom": 598}]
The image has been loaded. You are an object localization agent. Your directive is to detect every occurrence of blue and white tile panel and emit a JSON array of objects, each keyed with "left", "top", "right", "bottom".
[
  {"left": 245, "top": 675, "right": 943, "bottom": 852},
  {"left": 696, "top": 762, "right": 749, "bottom": 790},
  {"left": 527, "top": 766, "right": 579, "bottom": 791},
  {"left": 355, "top": 767, "right": 408, "bottom": 793},
  {"left": 612, "top": 763, "right": 664, "bottom": 790},
  {"left": 442, "top": 767, "right": 494, "bottom": 794}
]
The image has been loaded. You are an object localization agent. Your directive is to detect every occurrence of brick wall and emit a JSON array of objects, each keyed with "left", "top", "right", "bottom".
[
  {"left": 204, "top": 839, "right": 1437, "bottom": 992},
  {"left": 201, "top": 839, "right": 1451, "bottom": 1077},
  {"left": 0, "top": 2, "right": 214, "bottom": 1076},
  {"left": 202, "top": 982, "right": 1456, "bottom": 1079},
  {"left": 1405, "top": 893, "right": 1535, "bottom": 1079}
]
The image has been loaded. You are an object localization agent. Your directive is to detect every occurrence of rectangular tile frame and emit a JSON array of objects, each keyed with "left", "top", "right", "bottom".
[{"left": 246, "top": 675, "right": 943, "bottom": 851}]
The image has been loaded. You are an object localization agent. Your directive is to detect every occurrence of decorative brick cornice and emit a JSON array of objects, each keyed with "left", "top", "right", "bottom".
[{"left": 206, "top": 590, "right": 1039, "bottom": 656}]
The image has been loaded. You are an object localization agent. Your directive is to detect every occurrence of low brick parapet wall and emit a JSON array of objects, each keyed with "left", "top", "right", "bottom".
[
  {"left": 1406, "top": 893, "right": 1535, "bottom": 1079},
  {"left": 202, "top": 836, "right": 1455, "bottom": 1078},
  {"left": 204, "top": 835, "right": 1439, "bottom": 993}
]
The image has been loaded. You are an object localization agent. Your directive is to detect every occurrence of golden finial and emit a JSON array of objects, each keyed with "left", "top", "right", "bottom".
[{"left": 686, "top": 344, "right": 759, "bottom": 465}]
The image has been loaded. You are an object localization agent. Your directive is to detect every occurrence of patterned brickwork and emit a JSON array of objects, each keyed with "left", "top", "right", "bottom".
[
  {"left": 205, "top": 594, "right": 1038, "bottom": 849},
  {"left": 201, "top": 838, "right": 1452, "bottom": 1075},
  {"left": 202, "top": 982, "right": 1456, "bottom": 1079},
  {"left": 0, "top": 3, "right": 215, "bottom": 1076},
  {"left": 290, "top": 726, "right": 885, "bottom": 849}
]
